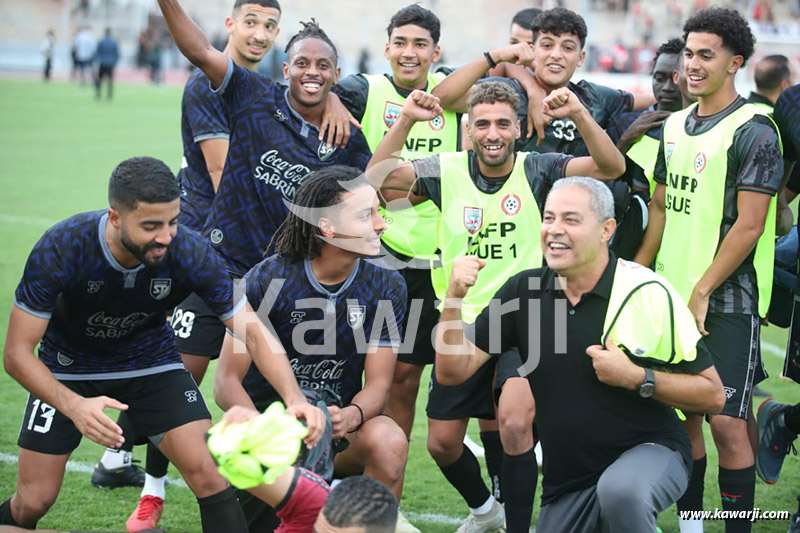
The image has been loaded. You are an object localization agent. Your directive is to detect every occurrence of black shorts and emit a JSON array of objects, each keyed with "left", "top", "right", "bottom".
[
  {"left": 703, "top": 313, "right": 760, "bottom": 419},
  {"left": 426, "top": 358, "right": 496, "bottom": 421},
  {"left": 17, "top": 369, "right": 210, "bottom": 455},
  {"left": 172, "top": 292, "right": 226, "bottom": 358},
  {"left": 397, "top": 268, "right": 439, "bottom": 366},
  {"left": 493, "top": 347, "right": 526, "bottom": 403}
]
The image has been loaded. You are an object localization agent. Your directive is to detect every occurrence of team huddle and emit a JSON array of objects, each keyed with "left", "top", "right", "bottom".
[{"left": 2, "top": 0, "right": 800, "bottom": 532}]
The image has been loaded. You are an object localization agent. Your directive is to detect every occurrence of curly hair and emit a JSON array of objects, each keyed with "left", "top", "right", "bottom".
[
  {"left": 654, "top": 38, "right": 684, "bottom": 65},
  {"left": 532, "top": 7, "right": 587, "bottom": 49},
  {"left": 683, "top": 7, "right": 755, "bottom": 65},
  {"left": 322, "top": 476, "right": 398, "bottom": 532},
  {"left": 284, "top": 18, "right": 338, "bottom": 62},
  {"left": 466, "top": 81, "right": 522, "bottom": 117},
  {"left": 269, "top": 166, "right": 368, "bottom": 261},
  {"left": 108, "top": 157, "right": 179, "bottom": 212}
]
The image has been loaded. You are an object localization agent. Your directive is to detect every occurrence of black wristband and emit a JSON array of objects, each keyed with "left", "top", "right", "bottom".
[
  {"left": 484, "top": 51, "right": 497, "bottom": 69},
  {"left": 346, "top": 403, "right": 365, "bottom": 433}
]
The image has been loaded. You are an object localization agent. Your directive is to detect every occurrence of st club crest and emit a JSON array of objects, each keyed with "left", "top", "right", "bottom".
[
  {"left": 87, "top": 281, "right": 103, "bottom": 294},
  {"left": 384, "top": 102, "right": 403, "bottom": 127},
  {"left": 666, "top": 142, "right": 675, "bottom": 165},
  {"left": 429, "top": 114, "right": 445, "bottom": 132},
  {"left": 347, "top": 304, "right": 366, "bottom": 329},
  {"left": 694, "top": 153, "right": 707, "bottom": 174},
  {"left": 150, "top": 278, "right": 172, "bottom": 300},
  {"left": 464, "top": 207, "right": 484, "bottom": 235},
  {"left": 317, "top": 142, "right": 337, "bottom": 161},
  {"left": 501, "top": 194, "right": 521, "bottom": 216}
]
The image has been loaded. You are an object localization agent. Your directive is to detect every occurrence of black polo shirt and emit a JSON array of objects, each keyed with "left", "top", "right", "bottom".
[{"left": 471, "top": 254, "right": 711, "bottom": 505}]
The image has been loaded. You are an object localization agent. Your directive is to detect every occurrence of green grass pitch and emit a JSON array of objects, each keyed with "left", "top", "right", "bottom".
[{"left": 0, "top": 78, "right": 798, "bottom": 532}]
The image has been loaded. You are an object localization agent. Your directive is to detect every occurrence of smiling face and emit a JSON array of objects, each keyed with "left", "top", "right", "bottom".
[
  {"left": 284, "top": 37, "right": 339, "bottom": 111},
  {"left": 541, "top": 186, "right": 614, "bottom": 279},
  {"left": 683, "top": 31, "right": 741, "bottom": 100},
  {"left": 225, "top": 4, "right": 281, "bottom": 68},
  {"left": 466, "top": 101, "right": 520, "bottom": 176},
  {"left": 110, "top": 199, "right": 180, "bottom": 268},
  {"left": 652, "top": 52, "right": 682, "bottom": 112},
  {"left": 320, "top": 185, "right": 386, "bottom": 257},
  {"left": 533, "top": 31, "right": 585, "bottom": 89},
  {"left": 384, "top": 24, "right": 441, "bottom": 91}
]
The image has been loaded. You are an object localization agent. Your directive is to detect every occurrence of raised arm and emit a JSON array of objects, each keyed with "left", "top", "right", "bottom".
[
  {"left": 213, "top": 332, "right": 258, "bottom": 412},
  {"left": 4, "top": 306, "right": 127, "bottom": 448},
  {"left": 431, "top": 43, "right": 535, "bottom": 113},
  {"left": 543, "top": 88, "right": 625, "bottom": 180},
  {"left": 365, "top": 90, "right": 441, "bottom": 202},
  {"left": 156, "top": 0, "right": 229, "bottom": 87},
  {"left": 435, "top": 256, "right": 492, "bottom": 385}
]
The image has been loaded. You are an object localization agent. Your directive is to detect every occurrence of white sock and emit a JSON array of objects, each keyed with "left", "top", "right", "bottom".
[
  {"left": 470, "top": 496, "right": 495, "bottom": 516},
  {"left": 141, "top": 474, "right": 166, "bottom": 500},
  {"left": 678, "top": 518, "right": 704, "bottom": 533},
  {"left": 100, "top": 448, "right": 132, "bottom": 469}
]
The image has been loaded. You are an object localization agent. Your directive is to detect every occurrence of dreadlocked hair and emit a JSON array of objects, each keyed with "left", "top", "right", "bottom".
[
  {"left": 284, "top": 18, "right": 338, "bottom": 62},
  {"left": 269, "top": 166, "right": 367, "bottom": 262}
]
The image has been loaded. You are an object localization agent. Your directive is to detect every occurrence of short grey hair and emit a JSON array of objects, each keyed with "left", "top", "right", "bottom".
[{"left": 549, "top": 177, "right": 615, "bottom": 222}]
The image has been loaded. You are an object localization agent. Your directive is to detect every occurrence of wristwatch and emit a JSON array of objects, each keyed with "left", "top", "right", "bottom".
[{"left": 638, "top": 368, "right": 655, "bottom": 398}]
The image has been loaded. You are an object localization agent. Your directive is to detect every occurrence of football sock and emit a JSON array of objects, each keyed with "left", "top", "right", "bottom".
[
  {"left": 146, "top": 442, "right": 170, "bottom": 478},
  {"left": 197, "top": 486, "right": 248, "bottom": 532},
  {"left": 718, "top": 465, "right": 755, "bottom": 533},
  {"left": 502, "top": 447, "right": 537, "bottom": 533},
  {"left": 784, "top": 403, "right": 800, "bottom": 434},
  {"left": 480, "top": 430, "right": 503, "bottom": 502},
  {"left": 470, "top": 495, "right": 495, "bottom": 515},
  {"left": 439, "top": 445, "right": 492, "bottom": 509},
  {"left": 678, "top": 518, "right": 704, "bottom": 533},
  {"left": 142, "top": 474, "right": 167, "bottom": 500},
  {"left": 677, "top": 456, "right": 706, "bottom": 512},
  {"left": 100, "top": 448, "right": 132, "bottom": 469},
  {"left": 0, "top": 499, "right": 21, "bottom": 527}
]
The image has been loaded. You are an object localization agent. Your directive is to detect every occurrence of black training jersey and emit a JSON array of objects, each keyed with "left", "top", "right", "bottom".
[
  {"left": 240, "top": 255, "right": 407, "bottom": 408},
  {"left": 177, "top": 68, "right": 230, "bottom": 232},
  {"left": 775, "top": 84, "right": 800, "bottom": 192},
  {"left": 611, "top": 105, "right": 662, "bottom": 190},
  {"left": 653, "top": 96, "right": 783, "bottom": 315},
  {"left": 14, "top": 210, "right": 243, "bottom": 379},
  {"left": 202, "top": 58, "right": 373, "bottom": 276},
  {"left": 516, "top": 79, "right": 633, "bottom": 155}
]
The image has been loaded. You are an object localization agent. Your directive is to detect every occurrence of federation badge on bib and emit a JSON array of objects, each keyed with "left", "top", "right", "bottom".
[
  {"left": 384, "top": 102, "right": 403, "bottom": 128},
  {"left": 150, "top": 278, "right": 172, "bottom": 300},
  {"left": 694, "top": 153, "right": 707, "bottom": 174},
  {"left": 347, "top": 304, "right": 366, "bottom": 329},
  {"left": 464, "top": 207, "right": 484, "bottom": 235},
  {"left": 666, "top": 142, "right": 675, "bottom": 165},
  {"left": 429, "top": 114, "right": 445, "bottom": 132},
  {"left": 501, "top": 194, "right": 521, "bottom": 216}
]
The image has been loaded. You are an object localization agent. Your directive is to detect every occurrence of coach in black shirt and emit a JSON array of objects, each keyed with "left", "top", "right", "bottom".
[{"left": 435, "top": 177, "right": 724, "bottom": 532}]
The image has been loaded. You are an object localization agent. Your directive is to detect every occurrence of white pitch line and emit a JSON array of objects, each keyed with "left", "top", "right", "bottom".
[
  {"left": 0, "top": 452, "right": 466, "bottom": 525},
  {"left": 762, "top": 341, "right": 786, "bottom": 358},
  {"left": 0, "top": 452, "right": 187, "bottom": 488},
  {"left": 0, "top": 213, "right": 57, "bottom": 227}
]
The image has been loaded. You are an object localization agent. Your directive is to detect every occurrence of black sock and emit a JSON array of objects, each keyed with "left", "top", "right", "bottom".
[
  {"left": 784, "top": 403, "right": 800, "bottom": 434},
  {"left": 719, "top": 465, "right": 755, "bottom": 533},
  {"left": 146, "top": 442, "right": 170, "bottom": 478},
  {"left": 117, "top": 411, "right": 134, "bottom": 453},
  {"left": 197, "top": 486, "right": 248, "bottom": 532},
  {"left": 501, "top": 447, "right": 537, "bottom": 533},
  {"left": 480, "top": 431, "right": 503, "bottom": 503},
  {"left": 439, "top": 445, "right": 492, "bottom": 509},
  {"left": 0, "top": 499, "right": 21, "bottom": 527},
  {"left": 677, "top": 456, "right": 706, "bottom": 512}
]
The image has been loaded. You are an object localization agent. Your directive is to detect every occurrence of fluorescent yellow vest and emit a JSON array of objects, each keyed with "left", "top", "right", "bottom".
[
  {"left": 433, "top": 152, "right": 542, "bottom": 322},
  {"left": 362, "top": 73, "right": 459, "bottom": 259},
  {"left": 656, "top": 103, "right": 778, "bottom": 317},
  {"left": 602, "top": 258, "right": 700, "bottom": 366},
  {"left": 627, "top": 133, "right": 660, "bottom": 197}
]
